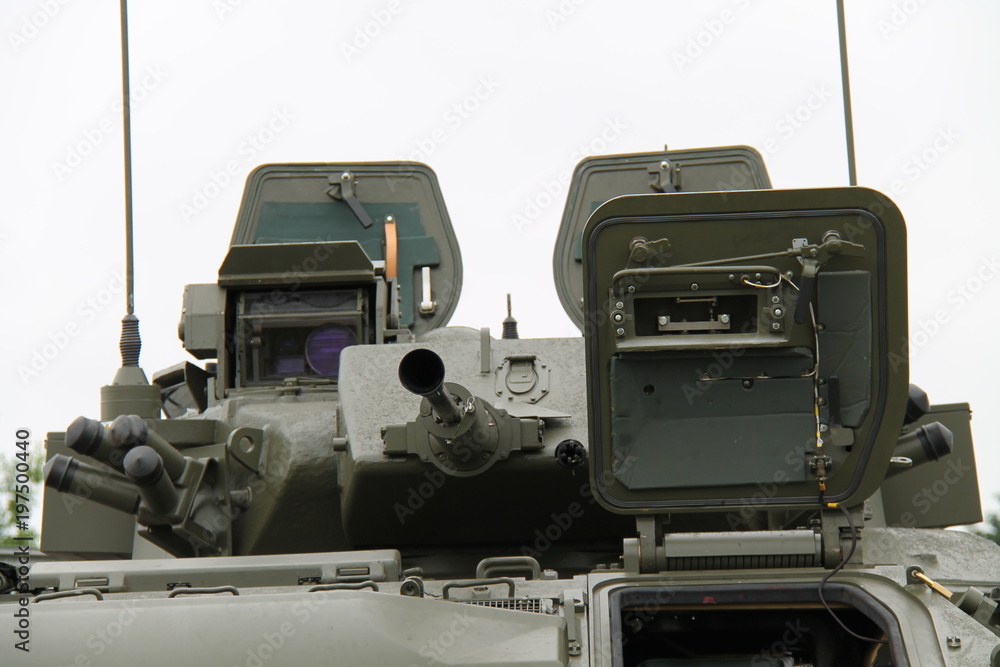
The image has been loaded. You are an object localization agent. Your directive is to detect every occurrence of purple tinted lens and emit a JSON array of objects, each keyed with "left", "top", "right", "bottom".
[{"left": 306, "top": 326, "right": 357, "bottom": 376}]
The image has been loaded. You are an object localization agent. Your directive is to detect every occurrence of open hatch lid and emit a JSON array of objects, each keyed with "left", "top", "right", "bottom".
[
  {"left": 554, "top": 146, "right": 771, "bottom": 330},
  {"left": 226, "top": 162, "right": 462, "bottom": 337},
  {"left": 582, "top": 187, "right": 909, "bottom": 513}
]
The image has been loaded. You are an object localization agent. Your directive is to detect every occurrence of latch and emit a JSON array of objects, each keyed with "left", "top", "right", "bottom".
[
  {"left": 649, "top": 159, "right": 681, "bottom": 193},
  {"left": 327, "top": 171, "right": 374, "bottom": 228}
]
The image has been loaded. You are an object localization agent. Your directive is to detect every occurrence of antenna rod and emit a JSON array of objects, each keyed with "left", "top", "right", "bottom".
[
  {"left": 117, "top": 0, "right": 141, "bottom": 368},
  {"left": 119, "top": 0, "right": 135, "bottom": 314},
  {"left": 836, "top": 0, "right": 858, "bottom": 186}
]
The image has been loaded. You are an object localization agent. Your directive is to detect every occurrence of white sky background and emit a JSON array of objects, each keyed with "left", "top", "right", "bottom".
[{"left": 1, "top": 0, "right": 998, "bottom": 522}]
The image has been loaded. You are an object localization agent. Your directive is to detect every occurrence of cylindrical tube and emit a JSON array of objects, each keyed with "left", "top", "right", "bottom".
[
  {"left": 65, "top": 416, "right": 127, "bottom": 472},
  {"left": 887, "top": 422, "right": 954, "bottom": 479},
  {"left": 398, "top": 349, "right": 462, "bottom": 426},
  {"left": 111, "top": 414, "right": 187, "bottom": 481},
  {"left": 123, "top": 446, "right": 179, "bottom": 515},
  {"left": 44, "top": 454, "right": 140, "bottom": 514}
]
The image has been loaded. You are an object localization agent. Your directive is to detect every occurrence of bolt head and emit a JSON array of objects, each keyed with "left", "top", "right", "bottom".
[
  {"left": 616, "top": 327, "right": 625, "bottom": 337},
  {"left": 772, "top": 322, "right": 781, "bottom": 330}
]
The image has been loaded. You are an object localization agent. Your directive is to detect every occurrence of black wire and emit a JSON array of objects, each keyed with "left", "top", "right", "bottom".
[{"left": 817, "top": 503, "right": 890, "bottom": 646}]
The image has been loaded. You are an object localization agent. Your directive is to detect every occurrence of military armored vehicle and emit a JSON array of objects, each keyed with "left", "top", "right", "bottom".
[{"left": 5, "top": 145, "right": 999, "bottom": 666}]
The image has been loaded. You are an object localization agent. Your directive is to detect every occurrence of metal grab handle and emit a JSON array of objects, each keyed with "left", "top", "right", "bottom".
[
  {"left": 167, "top": 585, "right": 239, "bottom": 598},
  {"left": 34, "top": 588, "right": 105, "bottom": 603},
  {"left": 308, "top": 581, "right": 379, "bottom": 593},
  {"left": 476, "top": 556, "right": 541, "bottom": 581},
  {"left": 442, "top": 578, "right": 516, "bottom": 600}
]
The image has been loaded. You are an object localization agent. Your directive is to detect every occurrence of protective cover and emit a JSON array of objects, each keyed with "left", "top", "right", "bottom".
[
  {"left": 229, "top": 162, "right": 462, "bottom": 336},
  {"left": 553, "top": 146, "right": 770, "bottom": 330},
  {"left": 582, "top": 187, "right": 909, "bottom": 513}
]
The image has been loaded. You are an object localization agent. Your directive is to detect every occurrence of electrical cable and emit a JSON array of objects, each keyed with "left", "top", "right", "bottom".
[{"left": 817, "top": 503, "right": 889, "bottom": 646}]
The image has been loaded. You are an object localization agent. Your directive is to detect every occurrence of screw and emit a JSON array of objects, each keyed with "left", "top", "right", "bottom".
[
  {"left": 658, "top": 316, "right": 668, "bottom": 326},
  {"left": 719, "top": 314, "right": 730, "bottom": 324},
  {"left": 613, "top": 313, "right": 623, "bottom": 323},
  {"left": 771, "top": 295, "right": 781, "bottom": 304},
  {"left": 616, "top": 327, "right": 625, "bottom": 337},
  {"left": 946, "top": 636, "right": 961, "bottom": 649},
  {"left": 615, "top": 301, "right": 624, "bottom": 309},
  {"left": 741, "top": 379, "right": 753, "bottom": 389},
  {"left": 690, "top": 283, "right": 699, "bottom": 291},
  {"left": 773, "top": 307, "right": 784, "bottom": 317},
  {"left": 772, "top": 322, "right": 781, "bottom": 330},
  {"left": 627, "top": 285, "right": 636, "bottom": 293},
  {"left": 819, "top": 424, "right": 829, "bottom": 432}
]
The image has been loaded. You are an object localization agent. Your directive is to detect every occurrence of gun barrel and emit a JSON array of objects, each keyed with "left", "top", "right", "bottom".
[{"left": 398, "top": 349, "right": 462, "bottom": 426}]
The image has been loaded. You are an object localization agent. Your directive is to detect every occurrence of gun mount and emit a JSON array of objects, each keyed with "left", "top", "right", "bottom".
[{"left": 383, "top": 348, "right": 544, "bottom": 476}]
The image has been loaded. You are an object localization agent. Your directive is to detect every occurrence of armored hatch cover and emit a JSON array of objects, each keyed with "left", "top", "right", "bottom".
[
  {"left": 553, "top": 146, "right": 771, "bottom": 330},
  {"left": 227, "top": 162, "right": 462, "bottom": 336},
  {"left": 581, "top": 187, "right": 909, "bottom": 513}
]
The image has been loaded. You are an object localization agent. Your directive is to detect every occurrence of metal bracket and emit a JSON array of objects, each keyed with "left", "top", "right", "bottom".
[
  {"left": 227, "top": 427, "right": 264, "bottom": 474},
  {"left": 326, "top": 171, "right": 374, "bottom": 228},
  {"left": 649, "top": 159, "right": 680, "bottom": 193},
  {"left": 419, "top": 266, "right": 436, "bottom": 314},
  {"left": 560, "top": 590, "right": 584, "bottom": 656}
]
